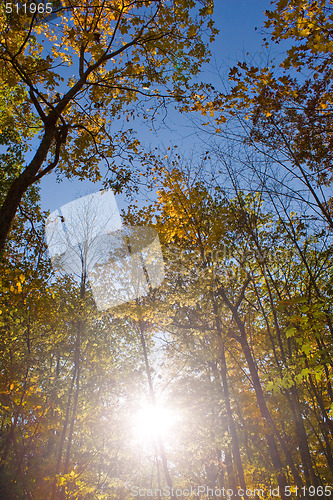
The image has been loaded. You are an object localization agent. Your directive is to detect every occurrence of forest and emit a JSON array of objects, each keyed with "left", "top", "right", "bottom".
[{"left": 0, "top": 0, "right": 333, "bottom": 499}]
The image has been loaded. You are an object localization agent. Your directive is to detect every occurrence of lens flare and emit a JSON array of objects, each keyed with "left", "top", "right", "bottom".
[{"left": 132, "top": 402, "right": 178, "bottom": 446}]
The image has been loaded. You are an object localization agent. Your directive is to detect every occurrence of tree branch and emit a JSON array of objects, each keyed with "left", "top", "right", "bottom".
[{"left": 32, "top": 125, "right": 68, "bottom": 182}]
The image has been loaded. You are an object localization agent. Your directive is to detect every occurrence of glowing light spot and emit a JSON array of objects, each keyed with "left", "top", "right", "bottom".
[{"left": 132, "top": 402, "right": 178, "bottom": 446}]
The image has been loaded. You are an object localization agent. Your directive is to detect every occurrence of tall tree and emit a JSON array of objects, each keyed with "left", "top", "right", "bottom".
[
  {"left": 188, "top": 0, "right": 333, "bottom": 230},
  {"left": 0, "top": 0, "right": 216, "bottom": 253},
  {"left": 125, "top": 158, "right": 333, "bottom": 496}
]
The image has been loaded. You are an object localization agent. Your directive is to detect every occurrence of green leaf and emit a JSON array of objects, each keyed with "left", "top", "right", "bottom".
[{"left": 286, "top": 327, "right": 296, "bottom": 338}]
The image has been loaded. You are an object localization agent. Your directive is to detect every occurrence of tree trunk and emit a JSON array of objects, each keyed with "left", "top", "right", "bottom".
[
  {"left": 289, "top": 386, "right": 319, "bottom": 488},
  {"left": 217, "top": 285, "right": 301, "bottom": 498},
  {"left": 224, "top": 448, "right": 238, "bottom": 499},
  {"left": 212, "top": 300, "right": 249, "bottom": 500},
  {"left": 0, "top": 124, "right": 55, "bottom": 255},
  {"left": 64, "top": 324, "right": 81, "bottom": 475},
  {"left": 50, "top": 354, "right": 77, "bottom": 500},
  {"left": 238, "top": 334, "right": 290, "bottom": 498}
]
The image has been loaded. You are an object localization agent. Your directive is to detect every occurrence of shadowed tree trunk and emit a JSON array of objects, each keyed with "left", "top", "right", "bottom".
[
  {"left": 212, "top": 299, "right": 249, "bottom": 500},
  {"left": 217, "top": 283, "right": 303, "bottom": 500}
]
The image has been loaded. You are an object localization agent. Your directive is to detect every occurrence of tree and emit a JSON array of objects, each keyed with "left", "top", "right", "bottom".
[
  {"left": 0, "top": 201, "right": 150, "bottom": 498},
  {"left": 187, "top": 0, "right": 333, "bottom": 231},
  {"left": 124, "top": 158, "right": 333, "bottom": 496},
  {"left": 0, "top": 0, "right": 217, "bottom": 254}
]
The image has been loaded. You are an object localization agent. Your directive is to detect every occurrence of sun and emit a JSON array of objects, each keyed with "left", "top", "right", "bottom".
[{"left": 132, "top": 401, "right": 178, "bottom": 446}]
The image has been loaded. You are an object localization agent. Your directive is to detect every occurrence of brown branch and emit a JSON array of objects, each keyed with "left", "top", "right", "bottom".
[{"left": 32, "top": 125, "right": 68, "bottom": 182}]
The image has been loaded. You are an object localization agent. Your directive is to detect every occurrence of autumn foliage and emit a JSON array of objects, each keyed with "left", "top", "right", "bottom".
[{"left": 0, "top": 1, "right": 333, "bottom": 499}]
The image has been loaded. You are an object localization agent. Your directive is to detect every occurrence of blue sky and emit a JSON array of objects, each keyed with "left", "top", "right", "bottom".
[{"left": 40, "top": 0, "right": 269, "bottom": 213}]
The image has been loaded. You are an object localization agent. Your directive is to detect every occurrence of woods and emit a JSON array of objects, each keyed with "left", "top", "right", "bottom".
[{"left": 0, "top": 0, "right": 333, "bottom": 499}]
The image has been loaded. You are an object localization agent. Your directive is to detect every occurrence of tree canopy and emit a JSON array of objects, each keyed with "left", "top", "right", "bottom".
[
  {"left": 0, "top": 0, "right": 216, "bottom": 253},
  {"left": 0, "top": 1, "right": 333, "bottom": 499}
]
